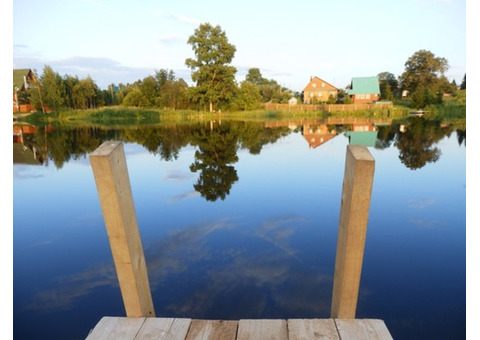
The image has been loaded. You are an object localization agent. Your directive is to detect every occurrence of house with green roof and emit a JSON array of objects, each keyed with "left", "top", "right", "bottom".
[
  {"left": 13, "top": 69, "right": 38, "bottom": 112},
  {"left": 347, "top": 76, "right": 380, "bottom": 104}
]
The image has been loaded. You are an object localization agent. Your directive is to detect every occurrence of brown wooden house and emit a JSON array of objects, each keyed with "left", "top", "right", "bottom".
[
  {"left": 13, "top": 69, "right": 38, "bottom": 113},
  {"left": 303, "top": 76, "right": 338, "bottom": 104}
]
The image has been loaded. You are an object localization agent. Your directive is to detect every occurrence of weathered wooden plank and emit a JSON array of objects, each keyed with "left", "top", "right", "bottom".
[
  {"left": 287, "top": 319, "right": 340, "bottom": 339},
  {"left": 87, "top": 317, "right": 393, "bottom": 340},
  {"left": 86, "top": 317, "right": 146, "bottom": 340},
  {"left": 86, "top": 317, "right": 121, "bottom": 339},
  {"left": 90, "top": 141, "right": 155, "bottom": 317},
  {"left": 237, "top": 319, "right": 288, "bottom": 340},
  {"left": 135, "top": 317, "right": 192, "bottom": 340},
  {"left": 186, "top": 320, "right": 238, "bottom": 340},
  {"left": 335, "top": 319, "right": 393, "bottom": 340},
  {"left": 331, "top": 145, "right": 375, "bottom": 319}
]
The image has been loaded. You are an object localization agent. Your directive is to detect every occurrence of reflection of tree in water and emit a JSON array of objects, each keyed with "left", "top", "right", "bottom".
[
  {"left": 20, "top": 117, "right": 464, "bottom": 175},
  {"left": 121, "top": 125, "right": 193, "bottom": 161},
  {"left": 456, "top": 129, "right": 466, "bottom": 147},
  {"left": 189, "top": 122, "right": 240, "bottom": 201},
  {"left": 395, "top": 117, "right": 444, "bottom": 170},
  {"left": 374, "top": 125, "right": 396, "bottom": 150}
]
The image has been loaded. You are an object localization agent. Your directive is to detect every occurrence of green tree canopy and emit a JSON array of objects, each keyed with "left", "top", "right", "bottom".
[
  {"left": 399, "top": 50, "right": 449, "bottom": 95},
  {"left": 139, "top": 76, "right": 158, "bottom": 107},
  {"left": 72, "top": 77, "right": 99, "bottom": 109},
  {"left": 185, "top": 23, "right": 237, "bottom": 112},
  {"left": 40, "top": 65, "right": 65, "bottom": 110},
  {"left": 245, "top": 68, "right": 267, "bottom": 86},
  {"left": 123, "top": 88, "right": 149, "bottom": 107},
  {"left": 460, "top": 74, "right": 466, "bottom": 90},
  {"left": 231, "top": 81, "right": 262, "bottom": 111},
  {"left": 154, "top": 69, "right": 189, "bottom": 110},
  {"left": 377, "top": 71, "right": 398, "bottom": 99}
]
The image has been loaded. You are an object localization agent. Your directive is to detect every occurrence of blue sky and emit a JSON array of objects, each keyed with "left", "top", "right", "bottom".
[{"left": 12, "top": 0, "right": 466, "bottom": 92}]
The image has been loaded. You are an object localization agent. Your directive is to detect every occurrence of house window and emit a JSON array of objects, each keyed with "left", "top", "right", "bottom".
[
  {"left": 312, "top": 83, "right": 316, "bottom": 88},
  {"left": 310, "top": 93, "right": 313, "bottom": 97},
  {"left": 366, "top": 94, "right": 370, "bottom": 99},
  {"left": 322, "top": 83, "right": 325, "bottom": 87}
]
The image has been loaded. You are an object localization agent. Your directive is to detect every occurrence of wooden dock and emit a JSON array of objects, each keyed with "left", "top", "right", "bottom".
[{"left": 86, "top": 317, "right": 393, "bottom": 340}]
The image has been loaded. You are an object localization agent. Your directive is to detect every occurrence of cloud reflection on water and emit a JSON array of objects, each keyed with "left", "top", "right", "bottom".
[
  {"left": 20, "top": 215, "right": 332, "bottom": 319},
  {"left": 145, "top": 215, "right": 332, "bottom": 318}
]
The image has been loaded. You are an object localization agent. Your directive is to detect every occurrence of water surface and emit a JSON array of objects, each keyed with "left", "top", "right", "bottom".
[{"left": 13, "top": 117, "right": 466, "bottom": 339}]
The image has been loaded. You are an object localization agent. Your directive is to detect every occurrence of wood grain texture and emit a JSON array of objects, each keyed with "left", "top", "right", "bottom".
[
  {"left": 90, "top": 141, "right": 155, "bottom": 317},
  {"left": 186, "top": 320, "right": 238, "bottom": 340},
  {"left": 287, "top": 319, "right": 340, "bottom": 340},
  {"left": 331, "top": 145, "right": 375, "bottom": 318},
  {"left": 335, "top": 319, "right": 393, "bottom": 340},
  {"left": 237, "top": 319, "right": 288, "bottom": 340}
]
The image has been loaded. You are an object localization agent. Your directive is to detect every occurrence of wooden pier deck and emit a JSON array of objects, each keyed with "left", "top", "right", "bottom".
[{"left": 86, "top": 317, "right": 393, "bottom": 340}]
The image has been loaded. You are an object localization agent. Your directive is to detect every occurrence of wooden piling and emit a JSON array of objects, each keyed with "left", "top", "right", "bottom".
[
  {"left": 89, "top": 141, "right": 155, "bottom": 317},
  {"left": 331, "top": 145, "right": 375, "bottom": 319}
]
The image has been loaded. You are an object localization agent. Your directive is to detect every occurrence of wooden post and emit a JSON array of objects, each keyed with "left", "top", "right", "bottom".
[
  {"left": 89, "top": 141, "right": 155, "bottom": 317},
  {"left": 331, "top": 145, "right": 375, "bottom": 319}
]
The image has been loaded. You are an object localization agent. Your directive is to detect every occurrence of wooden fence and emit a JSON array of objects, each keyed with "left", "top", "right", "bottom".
[{"left": 264, "top": 102, "right": 393, "bottom": 112}]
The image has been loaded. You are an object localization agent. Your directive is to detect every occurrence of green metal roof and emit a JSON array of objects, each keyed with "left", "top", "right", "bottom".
[
  {"left": 345, "top": 131, "right": 378, "bottom": 147},
  {"left": 13, "top": 69, "right": 32, "bottom": 91},
  {"left": 347, "top": 77, "right": 380, "bottom": 95}
]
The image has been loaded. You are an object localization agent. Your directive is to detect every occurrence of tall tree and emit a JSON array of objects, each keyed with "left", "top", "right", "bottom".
[
  {"left": 377, "top": 71, "right": 399, "bottom": 99},
  {"left": 72, "top": 77, "right": 98, "bottom": 109},
  {"left": 155, "top": 69, "right": 175, "bottom": 88},
  {"left": 40, "top": 65, "right": 65, "bottom": 110},
  {"left": 245, "top": 68, "right": 267, "bottom": 86},
  {"left": 154, "top": 69, "right": 189, "bottom": 109},
  {"left": 231, "top": 81, "right": 262, "bottom": 110},
  {"left": 185, "top": 23, "right": 237, "bottom": 112},
  {"left": 399, "top": 50, "right": 448, "bottom": 95},
  {"left": 139, "top": 76, "right": 158, "bottom": 107},
  {"left": 63, "top": 75, "right": 80, "bottom": 109}
]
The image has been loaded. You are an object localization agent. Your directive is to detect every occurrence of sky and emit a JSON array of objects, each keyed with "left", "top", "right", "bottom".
[{"left": 10, "top": 0, "right": 467, "bottom": 92}]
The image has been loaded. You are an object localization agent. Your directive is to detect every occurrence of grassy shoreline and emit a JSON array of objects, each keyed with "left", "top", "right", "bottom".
[{"left": 15, "top": 102, "right": 466, "bottom": 128}]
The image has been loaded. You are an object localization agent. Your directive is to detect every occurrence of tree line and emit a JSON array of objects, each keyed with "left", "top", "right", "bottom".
[{"left": 22, "top": 23, "right": 465, "bottom": 113}]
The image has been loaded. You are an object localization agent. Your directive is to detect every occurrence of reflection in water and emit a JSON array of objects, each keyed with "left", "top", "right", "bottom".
[
  {"left": 145, "top": 216, "right": 332, "bottom": 319},
  {"left": 21, "top": 264, "right": 117, "bottom": 312},
  {"left": 301, "top": 124, "right": 337, "bottom": 148},
  {"left": 13, "top": 115, "right": 466, "bottom": 340},
  {"left": 395, "top": 117, "right": 443, "bottom": 170},
  {"left": 13, "top": 117, "right": 465, "bottom": 200},
  {"left": 189, "top": 122, "right": 240, "bottom": 201}
]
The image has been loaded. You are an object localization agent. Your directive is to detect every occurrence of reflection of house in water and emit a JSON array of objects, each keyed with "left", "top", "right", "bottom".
[
  {"left": 302, "top": 124, "right": 337, "bottom": 148},
  {"left": 345, "top": 123, "right": 378, "bottom": 147},
  {"left": 13, "top": 125, "right": 48, "bottom": 165}
]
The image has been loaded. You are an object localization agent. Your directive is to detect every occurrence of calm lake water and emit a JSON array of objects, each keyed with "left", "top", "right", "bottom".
[{"left": 13, "top": 116, "right": 466, "bottom": 340}]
